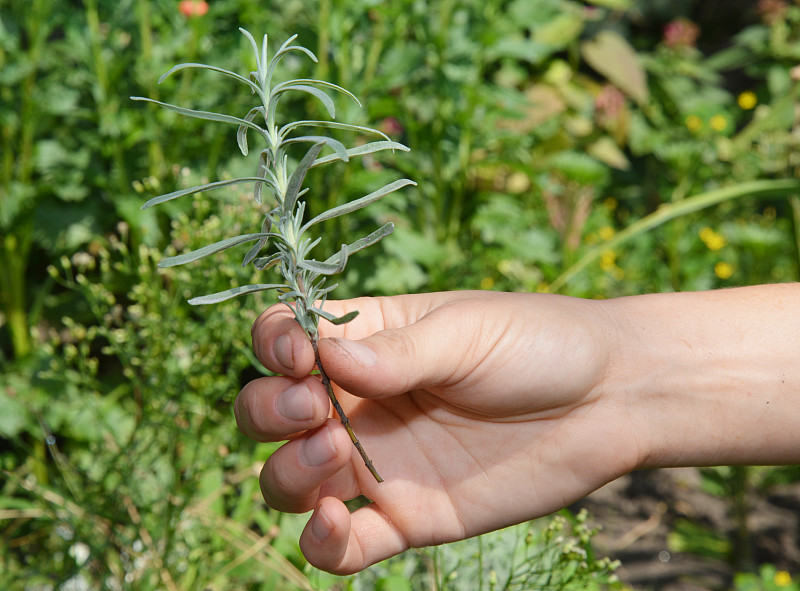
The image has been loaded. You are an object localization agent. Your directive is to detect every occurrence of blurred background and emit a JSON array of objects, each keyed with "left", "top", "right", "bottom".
[{"left": 1, "top": 0, "right": 800, "bottom": 589}]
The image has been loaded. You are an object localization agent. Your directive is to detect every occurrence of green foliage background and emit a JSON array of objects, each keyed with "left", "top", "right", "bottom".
[{"left": 1, "top": 0, "right": 799, "bottom": 589}]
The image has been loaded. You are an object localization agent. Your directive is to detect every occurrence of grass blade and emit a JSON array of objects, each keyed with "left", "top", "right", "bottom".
[{"left": 546, "top": 178, "right": 800, "bottom": 293}]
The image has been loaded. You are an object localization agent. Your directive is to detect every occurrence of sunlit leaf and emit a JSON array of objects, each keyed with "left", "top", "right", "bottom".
[
  {"left": 141, "top": 177, "right": 273, "bottom": 210},
  {"left": 188, "top": 283, "right": 286, "bottom": 305},
  {"left": 158, "top": 233, "right": 275, "bottom": 267},
  {"left": 302, "top": 179, "right": 416, "bottom": 231}
]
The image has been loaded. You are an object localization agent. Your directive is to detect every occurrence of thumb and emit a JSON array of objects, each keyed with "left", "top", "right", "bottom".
[{"left": 317, "top": 314, "right": 472, "bottom": 399}]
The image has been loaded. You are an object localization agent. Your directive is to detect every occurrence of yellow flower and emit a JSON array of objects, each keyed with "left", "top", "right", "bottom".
[
  {"left": 710, "top": 114, "right": 728, "bottom": 132},
  {"left": 774, "top": 570, "right": 792, "bottom": 587},
  {"left": 600, "top": 250, "right": 617, "bottom": 272},
  {"left": 699, "top": 227, "right": 726, "bottom": 251},
  {"left": 598, "top": 226, "right": 616, "bottom": 241},
  {"left": 714, "top": 261, "right": 734, "bottom": 279},
  {"left": 737, "top": 91, "right": 757, "bottom": 110},
  {"left": 685, "top": 115, "right": 703, "bottom": 132}
]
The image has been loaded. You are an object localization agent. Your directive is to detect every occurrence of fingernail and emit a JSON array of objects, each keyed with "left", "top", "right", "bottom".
[
  {"left": 332, "top": 338, "right": 377, "bottom": 368},
  {"left": 311, "top": 506, "right": 333, "bottom": 541},
  {"left": 275, "top": 334, "right": 294, "bottom": 370},
  {"left": 277, "top": 383, "right": 314, "bottom": 422},
  {"left": 302, "top": 428, "right": 336, "bottom": 467}
]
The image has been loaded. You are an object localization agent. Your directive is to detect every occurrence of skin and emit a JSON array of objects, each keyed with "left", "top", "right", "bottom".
[{"left": 234, "top": 284, "right": 800, "bottom": 575}]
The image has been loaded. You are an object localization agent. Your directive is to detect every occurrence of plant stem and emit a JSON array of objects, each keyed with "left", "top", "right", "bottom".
[{"left": 311, "top": 338, "right": 383, "bottom": 483}]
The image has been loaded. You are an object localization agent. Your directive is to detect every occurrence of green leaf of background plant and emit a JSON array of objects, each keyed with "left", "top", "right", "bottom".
[
  {"left": 546, "top": 179, "right": 800, "bottom": 293},
  {"left": 581, "top": 30, "right": 648, "bottom": 105}
]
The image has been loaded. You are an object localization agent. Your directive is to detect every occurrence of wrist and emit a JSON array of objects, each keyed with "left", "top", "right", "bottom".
[{"left": 602, "top": 285, "right": 800, "bottom": 470}]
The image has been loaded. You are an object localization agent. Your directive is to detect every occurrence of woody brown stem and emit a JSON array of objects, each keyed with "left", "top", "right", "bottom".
[{"left": 311, "top": 337, "right": 383, "bottom": 483}]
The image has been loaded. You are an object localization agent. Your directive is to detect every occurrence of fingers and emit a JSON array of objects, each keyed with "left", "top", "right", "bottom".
[
  {"left": 259, "top": 419, "right": 358, "bottom": 513},
  {"left": 234, "top": 376, "right": 330, "bottom": 442},
  {"left": 317, "top": 304, "right": 477, "bottom": 399},
  {"left": 300, "top": 497, "right": 410, "bottom": 575},
  {"left": 251, "top": 306, "right": 317, "bottom": 378}
]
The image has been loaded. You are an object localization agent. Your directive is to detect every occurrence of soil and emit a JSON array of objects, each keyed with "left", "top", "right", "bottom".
[{"left": 571, "top": 468, "right": 800, "bottom": 590}]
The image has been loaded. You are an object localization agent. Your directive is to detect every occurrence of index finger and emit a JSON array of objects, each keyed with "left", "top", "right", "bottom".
[{"left": 250, "top": 293, "right": 458, "bottom": 376}]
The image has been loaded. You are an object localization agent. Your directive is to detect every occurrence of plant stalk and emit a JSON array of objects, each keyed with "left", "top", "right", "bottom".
[{"left": 311, "top": 338, "right": 383, "bottom": 483}]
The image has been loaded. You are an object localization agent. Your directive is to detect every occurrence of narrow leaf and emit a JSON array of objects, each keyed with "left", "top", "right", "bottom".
[
  {"left": 242, "top": 216, "right": 272, "bottom": 267},
  {"left": 282, "top": 136, "right": 349, "bottom": 165},
  {"left": 237, "top": 107, "right": 266, "bottom": 156},
  {"left": 310, "top": 307, "right": 359, "bottom": 325},
  {"left": 253, "top": 253, "right": 282, "bottom": 270},
  {"left": 141, "top": 177, "right": 273, "bottom": 210},
  {"left": 280, "top": 119, "right": 390, "bottom": 141},
  {"left": 283, "top": 143, "right": 323, "bottom": 212},
  {"left": 272, "top": 78, "right": 361, "bottom": 108},
  {"left": 312, "top": 141, "right": 410, "bottom": 168},
  {"left": 302, "top": 179, "right": 416, "bottom": 231},
  {"left": 270, "top": 85, "right": 335, "bottom": 118},
  {"left": 131, "top": 97, "right": 268, "bottom": 141},
  {"left": 297, "top": 258, "right": 343, "bottom": 275},
  {"left": 239, "top": 28, "right": 262, "bottom": 74},
  {"left": 157, "top": 63, "right": 261, "bottom": 98},
  {"left": 189, "top": 283, "right": 286, "bottom": 305},
  {"left": 325, "top": 222, "right": 394, "bottom": 263},
  {"left": 158, "top": 233, "right": 275, "bottom": 267},
  {"left": 266, "top": 35, "right": 317, "bottom": 85}
]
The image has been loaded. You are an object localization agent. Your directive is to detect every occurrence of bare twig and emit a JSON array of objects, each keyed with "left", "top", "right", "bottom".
[{"left": 312, "top": 337, "right": 383, "bottom": 482}]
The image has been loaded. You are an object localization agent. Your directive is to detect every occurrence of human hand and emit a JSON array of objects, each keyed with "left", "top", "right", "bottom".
[{"left": 235, "top": 290, "right": 641, "bottom": 574}]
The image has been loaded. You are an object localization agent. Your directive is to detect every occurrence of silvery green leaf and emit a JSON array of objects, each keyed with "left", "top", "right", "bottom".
[
  {"left": 158, "top": 232, "right": 275, "bottom": 267},
  {"left": 310, "top": 307, "right": 359, "bottom": 325},
  {"left": 280, "top": 119, "right": 389, "bottom": 141},
  {"left": 297, "top": 258, "right": 343, "bottom": 275},
  {"left": 302, "top": 179, "right": 416, "bottom": 231},
  {"left": 239, "top": 28, "right": 264, "bottom": 81},
  {"left": 325, "top": 222, "right": 394, "bottom": 263},
  {"left": 269, "top": 85, "right": 335, "bottom": 118},
  {"left": 242, "top": 216, "right": 272, "bottom": 267},
  {"left": 282, "top": 136, "right": 349, "bottom": 165},
  {"left": 266, "top": 35, "right": 317, "bottom": 85},
  {"left": 157, "top": 63, "right": 263, "bottom": 100},
  {"left": 283, "top": 143, "right": 323, "bottom": 212},
  {"left": 272, "top": 78, "right": 361, "bottom": 108},
  {"left": 253, "top": 253, "right": 282, "bottom": 270},
  {"left": 189, "top": 283, "right": 286, "bottom": 305},
  {"left": 312, "top": 141, "right": 410, "bottom": 168},
  {"left": 141, "top": 177, "right": 273, "bottom": 210},
  {"left": 237, "top": 107, "right": 266, "bottom": 156},
  {"left": 130, "top": 97, "right": 269, "bottom": 142}
]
